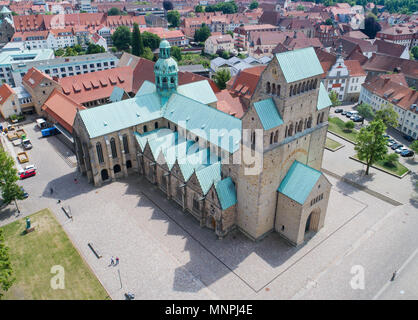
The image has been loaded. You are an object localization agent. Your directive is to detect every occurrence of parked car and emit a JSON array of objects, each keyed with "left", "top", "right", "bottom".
[
  {"left": 335, "top": 108, "right": 343, "bottom": 113},
  {"left": 20, "top": 169, "right": 36, "bottom": 179},
  {"left": 20, "top": 187, "right": 29, "bottom": 198},
  {"left": 383, "top": 134, "right": 390, "bottom": 139},
  {"left": 387, "top": 140, "right": 395, "bottom": 147},
  {"left": 391, "top": 143, "right": 403, "bottom": 150},
  {"left": 346, "top": 112, "right": 353, "bottom": 118},
  {"left": 395, "top": 147, "right": 408, "bottom": 154},
  {"left": 22, "top": 139, "right": 32, "bottom": 150},
  {"left": 401, "top": 150, "right": 414, "bottom": 157},
  {"left": 341, "top": 111, "right": 347, "bottom": 115},
  {"left": 402, "top": 134, "right": 414, "bottom": 142},
  {"left": 351, "top": 115, "right": 364, "bottom": 122},
  {"left": 25, "top": 164, "right": 37, "bottom": 171}
]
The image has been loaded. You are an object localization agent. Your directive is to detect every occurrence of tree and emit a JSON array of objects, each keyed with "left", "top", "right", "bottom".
[
  {"left": 74, "top": 44, "right": 83, "bottom": 53},
  {"left": 411, "top": 46, "right": 418, "bottom": 60},
  {"left": 214, "top": 68, "right": 231, "bottom": 90},
  {"left": 131, "top": 23, "right": 144, "bottom": 57},
  {"left": 54, "top": 48, "right": 64, "bottom": 56},
  {"left": 357, "top": 103, "right": 374, "bottom": 119},
  {"left": 65, "top": 47, "right": 77, "bottom": 56},
  {"left": 384, "top": 153, "right": 399, "bottom": 167},
  {"left": 142, "top": 31, "right": 161, "bottom": 51},
  {"left": 194, "top": 23, "right": 211, "bottom": 42},
  {"left": 355, "top": 119, "right": 388, "bottom": 175},
  {"left": 112, "top": 26, "right": 131, "bottom": 51},
  {"left": 86, "top": 43, "right": 105, "bottom": 54},
  {"left": 167, "top": 10, "right": 180, "bottom": 28},
  {"left": 296, "top": 5, "right": 305, "bottom": 11},
  {"left": 163, "top": 1, "right": 173, "bottom": 11},
  {"left": 0, "top": 228, "right": 15, "bottom": 298},
  {"left": 374, "top": 107, "right": 398, "bottom": 128},
  {"left": 108, "top": 7, "right": 121, "bottom": 16},
  {"left": 249, "top": 1, "right": 259, "bottom": 10},
  {"left": 0, "top": 148, "right": 24, "bottom": 213},
  {"left": 409, "top": 140, "right": 418, "bottom": 158},
  {"left": 362, "top": 14, "right": 381, "bottom": 39},
  {"left": 171, "top": 46, "right": 182, "bottom": 61},
  {"left": 217, "top": 49, "right": 229, "bottom": 59},
  {"left": 325, "top": 18, "right": 333, "bottom": 25},
  {"left": 344, "top": 120, "right": 355, "bottom": 132},
  {"left": 141, "top": 47, "right": 154, "bottom": 61},
  {"left": 195, "top": 5, "right": 203, "bottom": 13},
  {"left": 329, "top": 91, "right": 341, "bottom": 107}
]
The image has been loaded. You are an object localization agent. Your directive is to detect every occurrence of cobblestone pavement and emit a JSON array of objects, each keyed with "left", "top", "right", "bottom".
[{"left": 1, "top": 120, "right": 413, "bottom": 300}]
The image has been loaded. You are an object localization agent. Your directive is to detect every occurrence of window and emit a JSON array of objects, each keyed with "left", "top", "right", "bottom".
[
  {"left": 96, "top": 142, "right": 104, "bottom": 163},
  {"left": 123, "top": 134, "right": 129, "bottom": 154},
  {"left": 110, "top": 138, "right": 117, "bottom": 159},
  {"left": 193, "top": 196, "right": 200, "bottom": 212}
]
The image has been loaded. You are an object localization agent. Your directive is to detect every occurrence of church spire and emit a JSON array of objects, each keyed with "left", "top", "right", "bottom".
[{"left": 154, "top": 39, "right": 178, "bottom": 98}]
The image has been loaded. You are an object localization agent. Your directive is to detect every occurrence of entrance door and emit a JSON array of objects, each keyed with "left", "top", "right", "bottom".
[
  {"left": 305, "top": 213, "right": 312, "bottom": 232},
  {"left": 101, "top": 169, "right": 109, "bottom": 181}
]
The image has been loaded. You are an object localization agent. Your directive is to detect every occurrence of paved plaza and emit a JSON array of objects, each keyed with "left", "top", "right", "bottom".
[{"left": 1, "top": 120, "right": 417, "bottom": 299}]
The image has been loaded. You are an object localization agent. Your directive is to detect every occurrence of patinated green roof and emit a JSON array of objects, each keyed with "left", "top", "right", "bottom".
[
  {"left": 215, "top": 177, "right": 237, "bottom": 210},
  {"left": 253, "top": 98, "right": 283, "bottom": 130},
  {"left": 177, "top": 80, "right": 218, "bottom": 105},
  {"left": 160, "top": 39, "right": 171, "bottom": 49},
  {"left": 275, "top": 47, "right": 324, "bottom": 83},
  {"left": 317, "top": 82, "right": 332, "bottom": 110}
]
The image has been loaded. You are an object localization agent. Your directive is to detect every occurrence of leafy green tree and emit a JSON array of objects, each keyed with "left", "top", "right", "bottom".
[
  {"left": 357, "top": 103, "right": 374, "bottom": 119},
  {"left": 410, "top": 140, "right": 418, "bottom": 159},
  {"left": 329, "top": 91, "right": 341, "bottom": 107},
  {"left": 249, "top": 1, "right": 259, "bottom": 10},
  {"left": 167, "top": 10, "right": 180, "bottom": 28},
  {"left": 86, "top": 43, "right": 105, "bottom": 54},
  {"left": 214, "top": 68, "right": 231, "bottom": 90},
  {"left": 374, "top": 106, "right": 399, "bottom": 128},
  {"left": 411, "top": 46, "right": 418, "bottom": 60},
  {"left": 112, "top": 26, "right": 131, "bottom": 51},
  {"left": 325, "top": 18, "right": 333, "bottom": 25},
  {"left": 171, "top": 46, "right": 182, "bottom": 61},
  {"left": 142, "top": 31, "right": 161, "bottom": 51},
  {"left": 108, "top": 7, "right": 121, "bottom": 16},
  {"left": 0, "top": 228, "right": 15, "bottom": 298},
  {"left": 74, "top": 44, "right": 83, "bottom": 53},
  {"left": 363, "top": 14, "right": 381, "bottom": 39},
  {"left": 194, "top": 23, "right": 211, "bottom": 42},
  {"left": 163, "top": 1, "right": 173, "bottom": 11},
  {"left": 141, "top": 47, "right": 154, "bottom": 61},
  {"left": 0, "top": 148, "right": 24, "bottom": 213},
  {"left": 296, "top": 5, "right": 305, "bottom": 11},
  {"left": 131, "top": 23, "right": 144, "bottom": 57},
  {"left": 355, "top": 119, "right": 388, "bottom": 175},
  {"left": 195, "top": 5, "right": 204, "bottom": 13},
  {"left": 384, "top": 153, "right": 399, "bottom": 167},
  {"left": 54, "top": 48, "right": 64, "bottom": 56},
  {"left": 344, "top": 120, "right": 355, "bottom": 132},
  {"left": 65, "top": 47, "right": 76, "bottom": 56}
]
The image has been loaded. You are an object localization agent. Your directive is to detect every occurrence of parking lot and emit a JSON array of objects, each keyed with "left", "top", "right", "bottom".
[{"left": 1, "top": 118, "right": 408, "bottom": 300}]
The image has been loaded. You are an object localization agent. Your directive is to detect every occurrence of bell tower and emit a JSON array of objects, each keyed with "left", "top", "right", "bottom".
[{"left": 154, "top": 39, "right": 178, "bottom": 98}]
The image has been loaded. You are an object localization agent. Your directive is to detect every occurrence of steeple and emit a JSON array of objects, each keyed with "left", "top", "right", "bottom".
[{"left": 154, "top": 39, "right": 178, "bottom": 98}]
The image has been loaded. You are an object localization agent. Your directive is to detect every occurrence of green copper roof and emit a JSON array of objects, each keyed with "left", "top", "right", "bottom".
[
  {"left": 253, "top": 98, "right": 284, "bottom": 130},
  {"left": 215, "top": 177, "right": 237, "bottom": 210},
  {"left": 79, "top": 93, "right": 162, "bottom": 138},
  {"left": 0, "top": 6, "right": 11, "bottom": 14},
  {"left": 275, "top": 47, "right": 324, "bottom": 83},
  {"left": 177, "top": 80, "right": 218, "bottom": 105},
  {"left": 109, "top": 86, "right": 125, "bottom": 103},
  {"left": 278, "top": 161, "right": 322, "bottom": 205},
  {"left": 135, "top": 80, "right": 156, "bottom": 97},
  {"left": 196, "top": 162, "right": 221, "bottom": 195},
  {"left": 316, "top": 82, "right": 332, "bottom": 110},
  {"left": 160, "top": 39, "right": 171, "bottom": 49}
]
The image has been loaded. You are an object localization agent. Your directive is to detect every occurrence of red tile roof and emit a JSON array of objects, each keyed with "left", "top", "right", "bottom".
[
  {"left": 58, "top": 67, "right": 134, "bottom": 104},
  {"left": 0, "top": 83, "right": 15, "bottom": 103},
  {"left": 227, "top": 65, "right": 265, "bottom": 102},
  {"left": 22, "top": 67, "right": 54, "bottom": 89},
  {"left": 344, "top": 60, "right": 366, "bottom": 77},
  {"left": 42, "top": 89, "right": 86, "bottom": 133},
  {"left": 215, "top": 89, "right": 246, "bottom": 119}
]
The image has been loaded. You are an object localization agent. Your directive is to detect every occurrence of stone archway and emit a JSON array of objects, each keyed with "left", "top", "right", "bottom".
[{"left": 305, "top": 208, "right": 321, "bottom": 235}]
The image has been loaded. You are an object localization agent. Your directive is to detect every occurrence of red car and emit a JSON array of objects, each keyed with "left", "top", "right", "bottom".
[{"left": 20, "top": 169, "right": 36, "bottom": 179}]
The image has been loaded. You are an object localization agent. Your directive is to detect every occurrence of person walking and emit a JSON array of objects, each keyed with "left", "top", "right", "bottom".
[
  {"left": 50, "top": 187, "right": 54, "bottom": 194},
  {"left": 110, "top": 256, "right": 114, "bottom": 266},
  {"left": 115, "top": 257, "right": 119, "bottom": 266}
]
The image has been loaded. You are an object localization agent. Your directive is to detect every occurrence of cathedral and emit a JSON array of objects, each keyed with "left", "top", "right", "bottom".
[{"left": 73, "top": 39, "right": 332, "bottom": 246}]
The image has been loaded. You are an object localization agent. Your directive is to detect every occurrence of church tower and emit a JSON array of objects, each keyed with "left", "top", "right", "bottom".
[{"left": 154, "top": 40, "right": 178, "bottom": 98}]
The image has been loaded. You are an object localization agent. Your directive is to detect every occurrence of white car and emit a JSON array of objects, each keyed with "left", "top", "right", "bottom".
[
  {"left": 18, "top": 164, "right": 37, "bottom": 175},
  {"left": 395, "top": 147, "right": 408, "bottom": 154}
]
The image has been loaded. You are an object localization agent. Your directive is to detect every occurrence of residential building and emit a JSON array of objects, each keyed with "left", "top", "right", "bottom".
[
  {"left": 376, "top": 24, "right": 418, "bottom": 49},
  {"left": 233, "top": 24, "right": 280, "bottom": 50},
  {"left": 204, "top": 34, "right": 234, "bottom": 55}
]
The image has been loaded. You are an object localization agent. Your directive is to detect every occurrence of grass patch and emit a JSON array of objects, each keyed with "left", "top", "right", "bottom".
[
  {"left": 1, "top": 209, "right": 109, "bottom": 300},
  {"left": 352, "top": 154, "right": 409, "bottom": 177},
  {"left": 178, "top": 53, "right": 210, "bottom": 68},
  {"left": 325, "top": 137, "right": 343, "bottom": 151},
  {"left": 328, "top": 117, "right": 358, "bottom": 143}
]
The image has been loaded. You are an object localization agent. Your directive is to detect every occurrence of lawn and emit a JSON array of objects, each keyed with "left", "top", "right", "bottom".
[
  {"left": 325, "top": 137, "right": 343, "bottom": 151},
  {"left": 352, "top": 154, "right": 409, "bottom": 177},
  {"left": 328, "top": 117, "right": 359, "bottom": 143},
  {"left": 1, "top": 209, "right": 109, "bottom": 300}
]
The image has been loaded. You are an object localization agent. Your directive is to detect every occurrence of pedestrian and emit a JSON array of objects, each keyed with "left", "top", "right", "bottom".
[
  {"left": 110, "top": 256, "right": 114, "bottom": 266},
  {"left": 50, "top": 187, "right": 54, "bottom": 194},
  {"left": 74, "top": 178, "right": 78, "bottom": 184},
  {"left": 115, "top": 257, "right": 119, "bottom": 265},
  {"left": 57, "top": 200, "right": 61, "bottom": 204},
  {"left": 391, "top": 271, "right": 397, "bottom": 281}
]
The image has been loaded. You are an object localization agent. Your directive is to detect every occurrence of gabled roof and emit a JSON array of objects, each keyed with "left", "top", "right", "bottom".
[
  {"left": 177, "top": 80, "right": 218, "bottom": 105},
  {"left": 109, "top": 86, "right": 126, "bottom": 103},
  {"left": 275, "top": 47, "right": 324, "bottom": 83},
  {"left": 42, "top": 89, "right": 85, "bottom": 133},
  {"left": 22, "top": 67, "right": 54, "bottom": 89},
  {"left": 0, "top": 83, "right": 14, "bottom": 103},
  {"left": 317, "top": 83, "right": 332, "bottom": 111},
  {"left": 253, "top": 98, "right": 284, "bottom": 130},
  {"left": 278, "top": 161, "right": 322, "bottom": 205},
  {"left": 215, "top": 177, "right": 237, "bottom": 210}
]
